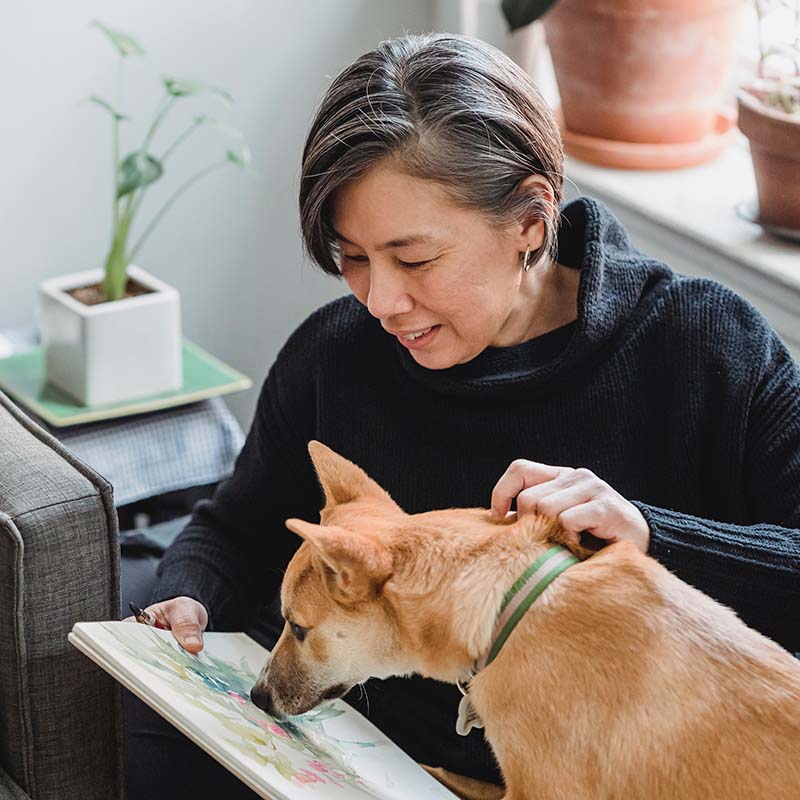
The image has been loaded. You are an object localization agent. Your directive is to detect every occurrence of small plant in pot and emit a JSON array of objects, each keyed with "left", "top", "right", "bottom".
[
  {"left": 737, "top": 0, "right": 800, "bottom": 235},
  {"left": 40, "top": 21, "right": 252, "bottom": 406}
]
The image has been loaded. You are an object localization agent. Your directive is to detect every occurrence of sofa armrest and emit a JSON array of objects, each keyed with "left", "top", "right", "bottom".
[
  {"left": 0, "top": 391, "right": 123, "bottom": 800},
  {"left": 0, "top": 766, "right": 31, "bottom": 800}
]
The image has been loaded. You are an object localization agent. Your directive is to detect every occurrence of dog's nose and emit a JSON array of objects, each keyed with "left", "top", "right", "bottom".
[{"left": 250, "top": 684, "right": 274, "bottom": 714}]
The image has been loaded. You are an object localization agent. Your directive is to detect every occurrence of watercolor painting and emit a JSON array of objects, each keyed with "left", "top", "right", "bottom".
[{"left": 70, "top": 622, "right": 456, "bottom": 800}]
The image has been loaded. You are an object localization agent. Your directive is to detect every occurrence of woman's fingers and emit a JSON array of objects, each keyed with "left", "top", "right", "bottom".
[
  {"left": 491, "top": 459, "right": 563, "bottom": 516},
  {"left": 516, "top": 481, "right": 594, "bottom": 519},
  {"left": 559, "top": 498, "right": 650, "bottom": 553},
  {"left": 121, "top": 597, "right": 209, "bottom": 652},
  {"left": 557, "top": 499, "right": 609, "bottom": 537},
  {"left": 491, "top": 460, "right": 651, "bottom": 553},
  {"left": 138, "top": 597, "right": 209, "bottom": 653}
]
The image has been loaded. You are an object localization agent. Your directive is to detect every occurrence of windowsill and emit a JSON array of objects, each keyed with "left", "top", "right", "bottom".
[
  {"left": 561, "top": 133, "right": 800, "bottom": 356},
  {"left": 563, "top": 134, "right": 800, "bottom": 293}
]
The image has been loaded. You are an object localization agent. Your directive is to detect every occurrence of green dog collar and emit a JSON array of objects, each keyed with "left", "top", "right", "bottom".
[{"left": 456, "top": 544, "right": 579, "bottom": 736}]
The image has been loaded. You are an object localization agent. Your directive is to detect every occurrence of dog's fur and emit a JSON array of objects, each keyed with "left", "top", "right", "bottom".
[{"left": 252, "top": 442, "right": 800, "bottom": 799}]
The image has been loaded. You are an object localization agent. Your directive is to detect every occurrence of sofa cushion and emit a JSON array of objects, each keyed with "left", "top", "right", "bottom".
[{"left": 0, "top": 391, "right": 123, "bottom": 800}]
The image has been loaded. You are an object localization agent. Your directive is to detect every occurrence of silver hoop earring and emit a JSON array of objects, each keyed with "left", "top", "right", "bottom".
[{"left": 523, "top": 247, "right": 532, "bottom": 272}]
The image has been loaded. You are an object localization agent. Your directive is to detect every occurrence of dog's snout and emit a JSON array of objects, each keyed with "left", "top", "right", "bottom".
[{"left": 250, "top": 683, "right": 274, "bottom": 714}]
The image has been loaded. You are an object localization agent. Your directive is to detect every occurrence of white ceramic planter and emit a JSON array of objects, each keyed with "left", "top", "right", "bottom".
[{"left": 39, "top": 265, "right": 182, "bottom": 406}]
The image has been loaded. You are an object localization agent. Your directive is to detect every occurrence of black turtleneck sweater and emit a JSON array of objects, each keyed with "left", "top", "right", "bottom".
[{"left": 153, "top": 197, "right": 800, "bottom": 784}]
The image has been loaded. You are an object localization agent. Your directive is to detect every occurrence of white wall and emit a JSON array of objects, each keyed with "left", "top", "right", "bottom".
[{"left": 0, "top": 1, "right": 433, "bottom": 426}]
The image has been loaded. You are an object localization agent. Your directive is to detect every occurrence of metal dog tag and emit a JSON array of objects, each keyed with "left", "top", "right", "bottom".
[
  {"left": 455, "top": 679, "right": 483, "bottom": 736},
  {"left": 456, "top": 694, "right": 484, "bottom": 736}
]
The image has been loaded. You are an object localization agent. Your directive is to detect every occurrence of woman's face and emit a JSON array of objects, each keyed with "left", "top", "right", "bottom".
[{"left": 331, "top": 160, "right": 547, "bottom": 370}]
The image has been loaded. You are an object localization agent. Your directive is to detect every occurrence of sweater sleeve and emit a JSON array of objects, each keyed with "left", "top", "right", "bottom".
[
  {"left": 149, "top": 318, "right": 324, "bottom": 632},
  {"left": 635, "top": 325, "right": 800, "bottom": 655},
  {"left": 636, "top": 504, "right": 799, "bottom": 654}
]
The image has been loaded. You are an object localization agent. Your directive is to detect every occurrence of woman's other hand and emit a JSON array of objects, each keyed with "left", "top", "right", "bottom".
[
  {"left": 122, "top": 596, "right": 209, "bottom": 653},
  {"left": 491, "top": 460, "right": 651, "bottom": 553}
]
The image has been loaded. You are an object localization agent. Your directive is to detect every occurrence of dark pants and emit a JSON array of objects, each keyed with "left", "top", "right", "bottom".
[{"left": 121, "top": 551, "right": 275, "bottom": 800}]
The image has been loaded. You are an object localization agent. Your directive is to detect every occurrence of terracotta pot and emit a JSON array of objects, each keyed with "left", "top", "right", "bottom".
[
  {"left": 737, "top": 91, "right": 800, "bottom": 230},
  {"left": 544, "top": 0, "right": 741, "bottom": 145}
]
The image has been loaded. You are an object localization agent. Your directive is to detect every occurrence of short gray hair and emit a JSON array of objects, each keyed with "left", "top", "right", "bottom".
[{"left": 300, "top": 33, "right": 564, "bottom": 277}]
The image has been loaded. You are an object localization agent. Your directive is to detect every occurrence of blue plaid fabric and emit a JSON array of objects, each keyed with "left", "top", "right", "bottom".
[{"left": 53, "top": 397, "right": 245, "bottom": 506}]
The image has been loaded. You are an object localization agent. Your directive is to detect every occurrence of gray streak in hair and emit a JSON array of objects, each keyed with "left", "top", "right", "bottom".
[{"left": 300, "top": 33, "right": 564, "bottom": 277}]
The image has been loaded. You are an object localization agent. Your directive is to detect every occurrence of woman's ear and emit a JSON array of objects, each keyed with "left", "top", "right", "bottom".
[{"left": 512, "top": 174, "right": 555, "bottom": 253}]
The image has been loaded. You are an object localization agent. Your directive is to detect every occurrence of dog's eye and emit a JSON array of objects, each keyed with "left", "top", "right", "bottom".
[{"left": 290, "top": 622, "right": 307, "bottom": 643}]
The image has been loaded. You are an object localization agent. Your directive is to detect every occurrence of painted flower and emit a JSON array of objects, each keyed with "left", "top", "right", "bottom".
[
  {"left": 249, "top": 717, "right": 290, "bottom": 739},
  {"left": 267, "top": 723, "right": 289, "bottom": 738},
  {"left": 292, "top": 768, "right": 325, "bottom": 784}
]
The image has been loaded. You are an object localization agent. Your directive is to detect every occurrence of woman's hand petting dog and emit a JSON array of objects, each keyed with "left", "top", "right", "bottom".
[
  {"left": 122, "top": 596, "right": 208, "bottom": 653},
  {"left": 491, "top": 460, "right": 651, "bottom": 554}
]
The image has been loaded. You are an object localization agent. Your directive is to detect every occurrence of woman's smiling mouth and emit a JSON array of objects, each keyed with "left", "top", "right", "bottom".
[{"left": 390, "top": 324, "right": 442, "bottom": 349}]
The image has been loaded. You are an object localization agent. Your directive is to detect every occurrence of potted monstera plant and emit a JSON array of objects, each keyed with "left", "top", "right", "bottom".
[
  {"left": 737, "top": 0, "right": 800, "bottom": 235},
  {"left": 40, "top": 21, "right": 251, "bottom": 406}
]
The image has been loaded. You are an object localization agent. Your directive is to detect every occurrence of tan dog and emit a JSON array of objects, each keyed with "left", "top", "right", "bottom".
[{"left": 251, "top": 442, "right": 800, "bottom": 799}]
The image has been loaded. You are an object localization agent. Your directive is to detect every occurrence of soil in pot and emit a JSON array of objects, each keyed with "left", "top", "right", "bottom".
[{"left": 67, "top": 278, "right": 153, "bottom": 306}]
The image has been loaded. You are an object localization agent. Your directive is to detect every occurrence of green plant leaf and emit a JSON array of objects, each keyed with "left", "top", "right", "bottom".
[
  {"left": 226, "top": 143, "right": 252, "bottom": 169},
  {"left": 91, "top": 20, "right": 144, "bottom": 57},
  {"left": 117, "top": 151, "right": 163, "bottom": 198},
  {"left": 89, "top": 95, "right": 129, "bottom": 122},
  {"left": 162, "top": 77, "right": 233, "bottom": 105},
  {"left": 500, "top": 0, "right": 560, "bottom": 31}
]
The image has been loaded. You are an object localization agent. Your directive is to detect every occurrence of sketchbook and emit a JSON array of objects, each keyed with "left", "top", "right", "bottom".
[{"left": 69, "top": 622, "right": 457, "bottom": 799}]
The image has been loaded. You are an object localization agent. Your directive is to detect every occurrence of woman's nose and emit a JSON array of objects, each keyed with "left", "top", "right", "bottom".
[{"left": 366, "top": 263, "right": 414, "bottom": 320}]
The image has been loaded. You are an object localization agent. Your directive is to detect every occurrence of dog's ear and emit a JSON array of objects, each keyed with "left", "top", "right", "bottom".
[
  {"left": 286, "top": 517, "right": 393, "bottom": 601},
  {"left": 307, "top": 440, "right": 401, "bottom": 511}
]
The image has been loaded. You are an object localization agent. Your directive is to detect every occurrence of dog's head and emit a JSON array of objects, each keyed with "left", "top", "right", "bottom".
[
  {"left": 250, "top": 441, "right": 415, "bottom": 717},
  {"left": 250, "top": 441, "right": 580, "bottom": 718}
]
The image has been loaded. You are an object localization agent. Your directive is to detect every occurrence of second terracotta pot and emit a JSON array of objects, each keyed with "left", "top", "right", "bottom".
[
  {"left": 544, "top": 0, "right": 741, "bottom": 145},
  {"left": 737, "top": 91, "right": 800, "bottom": 231}
]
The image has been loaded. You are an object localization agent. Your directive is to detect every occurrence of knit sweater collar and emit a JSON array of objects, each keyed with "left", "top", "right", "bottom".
[{"left": 394, "top": 196, "right": 673, "bottom": 397}]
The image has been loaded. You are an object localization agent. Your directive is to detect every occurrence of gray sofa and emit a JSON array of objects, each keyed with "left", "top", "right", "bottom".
[{"left": 0, "top": 391, "right": 124, "bottom": 799}]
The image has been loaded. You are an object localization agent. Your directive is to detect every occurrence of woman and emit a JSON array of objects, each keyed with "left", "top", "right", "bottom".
[{"left": 124, "top": 33, "right": 800, "bottom": 799}]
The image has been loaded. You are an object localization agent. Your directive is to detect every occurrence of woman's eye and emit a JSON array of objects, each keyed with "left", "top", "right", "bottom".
[
  {"left": 290, "top": 622, "right": 307, "bottom": 642},
  {"left": 340, "top": 254, "right": 431, "bottom": 268}
]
